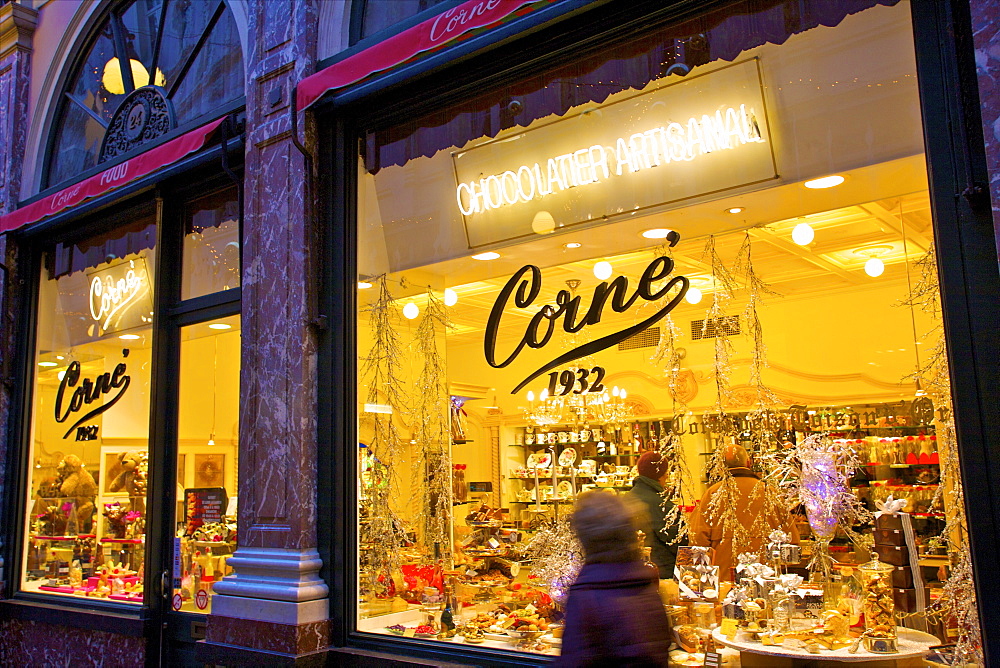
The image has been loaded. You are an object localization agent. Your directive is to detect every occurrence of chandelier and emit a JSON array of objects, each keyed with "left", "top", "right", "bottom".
[
  {"left": 522, "top": 383, "right": 631, "bottom": 428},
  {"left": 523, "top": 388, "right": 563, "bottom": 426}
]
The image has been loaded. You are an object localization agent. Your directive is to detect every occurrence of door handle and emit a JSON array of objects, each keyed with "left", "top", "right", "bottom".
[{"left": 161, "top": 570, "right": 170, "bottom": 599}]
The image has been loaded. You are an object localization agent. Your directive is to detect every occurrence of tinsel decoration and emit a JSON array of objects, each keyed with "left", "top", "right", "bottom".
[
  {"left": 898, "top": 244, "right": 982, "bottom": 665},
  {"left": 359, "top": 275, "right": 410, "bottom": 596},
  {"left": 763, "top": 435, "right": 871, "bottom": 581},
  {"left": 733, "top": 233, "right": 782, "bottom": 450},
  {"left": 524, "top": 518, "right": 584, "bottom": 606},
  {"left": 701, "top": 235, "right": 740, "bottom": 418},
  {"left": 699, "top": 236, "right": 760, "bottom": 553},
  {"left": 409, "top": 290, "right": 453, "bottom": 562},
  {"left": 649, "top": 243, "right": 695, "bottom": 542}
]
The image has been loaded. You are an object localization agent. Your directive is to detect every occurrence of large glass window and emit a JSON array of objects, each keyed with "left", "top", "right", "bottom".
[
  {"left": 354, "top": 0, "right": 977, "bottom": 660},
  {"left": 47, "top": 0, "right": 244, "bottom": 188},
  {"left": 23, "top": 211, "right": 156, "bottom": 603}
]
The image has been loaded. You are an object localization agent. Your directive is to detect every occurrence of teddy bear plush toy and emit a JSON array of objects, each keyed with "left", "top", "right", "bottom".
[
  {"left": 58, "top": 454, "right": 98, "bottom": 533},
  {"left": 109, "top": 451, "right": 148, "bottom": 511}
]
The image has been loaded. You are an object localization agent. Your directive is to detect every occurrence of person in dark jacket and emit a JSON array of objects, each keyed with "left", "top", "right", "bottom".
[
  {"left": 627, "top": 449, "right": 683, "bottom": 579},
  {"left": 556, "top": 490, "right": 672, "bottom": 668}
]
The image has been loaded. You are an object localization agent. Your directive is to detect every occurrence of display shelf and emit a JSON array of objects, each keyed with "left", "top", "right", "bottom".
[
  {"left": 99, "top": 537, "right": 143, "bottom": 544},
  {"left": 30, "top": 534, "right": 96, "bottom": 541}
]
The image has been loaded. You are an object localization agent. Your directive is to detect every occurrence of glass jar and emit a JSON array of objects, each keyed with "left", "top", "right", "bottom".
[
  {"left": 859, "top": 554, "right": 897, "bottom": 652},
  {"left": 768, "top": 585, "right": 793, "bottom": 633}
]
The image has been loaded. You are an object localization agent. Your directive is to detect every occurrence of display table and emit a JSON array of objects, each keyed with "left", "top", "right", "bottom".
[{"left": 712, "top": 627, "right": 939, "bottom": 667}]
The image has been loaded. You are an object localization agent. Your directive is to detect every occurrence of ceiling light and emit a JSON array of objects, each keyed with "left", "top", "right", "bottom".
[
  {"left": 471, "top": 251, "right": 500, "bottom": 261},
  {"left": 403, "top": 302, "right": 420, "bottom": 319},
  {"left": 563, "top": 242, "right": 582, "bottom": 249},
  {"left": 727, "top": 207, "right": 744, "bottom": 214},
  {"left": 531, "top": 211, "right": 556, "bottom": 235},
  {"left": 444, "top": 288, "right": 458, "bottom": 306},
  {"left": 804, "top": 175, "right": 845, "bottom": 189},
  {"left": 864, "top": 257, "right": 885, "bottom": 277},
  {"left": 593, "top": 261, "right": 613, "bottom": 280},
  {"left": 119, "top": 334, "right": 141, "bottom": 340},
  {"left": 358, "top": 281, "right": 373, "bottom": 289},
  {"left": 55, "top": 355, "right": 65, "bottom": 360},
  {"left": 102, "top": 58, "right": 165, "bottom": 95},
  {"left": 791, "top": 222, "right": 815, "bottom": 246},
  {"left": 37, "top": 361, "right": 58, "bottom": 367},
  {"left": 208, "top": 323, "right": 232, "bottom": 330},
  {"left": 641, "top": 228, "right": 672, "bottom": 239},
  {"left": 685, "top": 287, "right": 703, "bottom": 304}
]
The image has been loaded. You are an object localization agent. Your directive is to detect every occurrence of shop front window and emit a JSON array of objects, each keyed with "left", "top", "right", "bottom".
[
  {"left": 23, "top": 211, "right": 157, "bottom": 603},
  {"left": 355, "top": 0, "right": 977, "bottom": 659}
]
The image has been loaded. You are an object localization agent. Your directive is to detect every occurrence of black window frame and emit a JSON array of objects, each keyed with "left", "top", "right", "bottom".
[
  {"left": 0, "top": 156, "right": 243, "bottom": 655},
  {"left": 317, "top": 0, "right": 1000, "bottom": 664}
]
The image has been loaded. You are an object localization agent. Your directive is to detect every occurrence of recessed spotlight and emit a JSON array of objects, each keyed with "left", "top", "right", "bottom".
[
  {"left": 564, "top": 242, "right": 582, "bottom": 249},
  {"left": 685, "top": 287, "right": 703, "bottom": 304},
  {"left": 804, "top": 175, "right": 845, "bottom": 189},
  {"left": 37, "top": 361, "right": 58, "bottom": 367},
  {"left": 444, "top": 288, "right": 458, "bottom": 306},
  {"left": 593, "top": 261, "right": 613, "bottom": 280},
  {"left": 358, "top": 281, "right": 373, "bottom": 289},
  {"left": 119, "top": 334, "right": 141, "bottom": 340},
  {"left": 471, "top": 251, "right": 500, "bottom": 261},
  {"left": 641, "top": 228, "right": 672, "bottom": 239},
  {"left": 791, "top": 222, "right": 815, "bottom": 246},
  {"left": 208, "top": 323, "right": 232, "bottom": 330},
  {"left": 727, "top": 207, "right": 744, "bottom": 214},
  {"left": 55, "top": 355, "right": 65, "bottom": 360},
  {"left": 403, "top": 302, "right": 420, "bottom": 319}
]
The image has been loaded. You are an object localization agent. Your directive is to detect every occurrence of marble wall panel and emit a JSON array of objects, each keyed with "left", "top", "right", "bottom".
[
  {"left": 0, "top": 619, "right": 144, "bottom": 666},
  {"left": 239, "top": 0, "right": 320, "bottom": 551},
  {"left": 971, "top": 0, "right": 1000, "bottom": 258},
  {"left": 0, "top": 0, "right": 35, "bottom": 592},
  {"left": 206, "top": 615, "right": 329, "bottom": 654}
]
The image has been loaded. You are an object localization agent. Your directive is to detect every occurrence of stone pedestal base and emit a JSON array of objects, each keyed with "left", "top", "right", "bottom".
[{"left": 202, "top": 547, "right": 330, "bottom": 661}]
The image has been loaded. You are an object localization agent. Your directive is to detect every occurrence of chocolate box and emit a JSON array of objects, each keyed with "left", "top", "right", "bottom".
[
  {"left": 890, "top": 565, "right": 914, "bottom": 589},
  {"left": 893, "top": 587, "right": 917, "bottom": 612},
  {"left": 874, "top": 528, "right": 907, "bottom": 547},
  {"left": 874, "top": 514, "right": 905, "bottom": 531},
  {"left": 874, "top": 543, "right": 910, "bottom": 566}
]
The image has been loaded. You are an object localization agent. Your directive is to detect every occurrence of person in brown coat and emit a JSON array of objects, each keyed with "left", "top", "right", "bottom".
[
  {"left": 556, "top": 490, "right": 672, "bottom": 667},
  {"left": 689, "top": 444, "right": 799, "bottom": 581}
]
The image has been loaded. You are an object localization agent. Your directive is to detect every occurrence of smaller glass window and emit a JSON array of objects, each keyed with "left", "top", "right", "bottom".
[
  {"left": 171, "top": 315, "right": 240, "bottom": 614},
  {"left": 182, "top": 187, "right": 240, "bottom": 300}
]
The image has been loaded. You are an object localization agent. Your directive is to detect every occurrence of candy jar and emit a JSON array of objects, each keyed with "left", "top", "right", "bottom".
[{"left": 859, "top": 553, "right": 897, "bottom": 652}]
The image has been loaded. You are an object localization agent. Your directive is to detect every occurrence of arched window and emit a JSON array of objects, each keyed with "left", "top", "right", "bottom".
[{"left": 46, "top": 0, "right": 244, "bottom": 188}]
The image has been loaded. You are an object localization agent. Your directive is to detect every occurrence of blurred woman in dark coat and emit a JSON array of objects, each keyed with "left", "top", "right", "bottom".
[{"left": 555, "top": 490, "right": 672, "bottom": 667}]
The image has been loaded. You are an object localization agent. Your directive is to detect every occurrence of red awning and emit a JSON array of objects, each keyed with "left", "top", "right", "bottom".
[
  {"left": 296, "top": 0, "right": 553, "bottom": 111},
  {"left": 0, "top": 117, "right": 227, "bottom": 234}
]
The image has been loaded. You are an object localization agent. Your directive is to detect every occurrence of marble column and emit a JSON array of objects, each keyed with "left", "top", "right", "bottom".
[
  {"left": 970, "top": 0, "right": 1000, "bottom": 255},
  {"left": 0, "top": 0, "right": 36, "bottom": 593},
  {"left": 203, "top": 0, "right": 329, "bottom": 659}
]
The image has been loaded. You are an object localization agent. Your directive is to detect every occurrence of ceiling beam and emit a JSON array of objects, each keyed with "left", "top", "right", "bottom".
[
  {"left": 748, "top": 227, "right": 868, "bottom": 285},
  {"left": 858, "top": 202, "right": 931, "bottom": 255}
]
